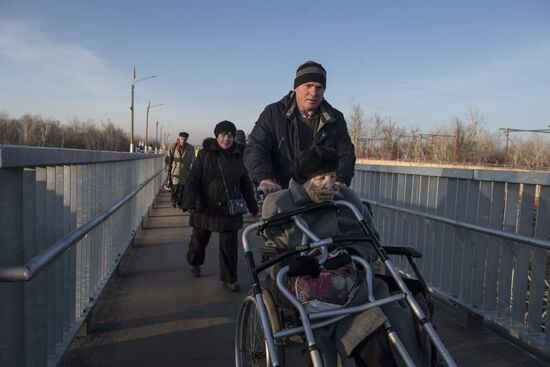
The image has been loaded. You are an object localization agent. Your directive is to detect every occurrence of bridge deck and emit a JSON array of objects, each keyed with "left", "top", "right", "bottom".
[{"left": 60, "top": 192, "right": 549, "bottom": 367}]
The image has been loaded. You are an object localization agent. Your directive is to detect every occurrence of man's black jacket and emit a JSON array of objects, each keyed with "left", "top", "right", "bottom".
[{"left": 244, "top": 92, "right": 355, "bottom": 188}]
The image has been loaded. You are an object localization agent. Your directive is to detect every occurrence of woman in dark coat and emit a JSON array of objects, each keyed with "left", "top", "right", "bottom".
[{"left": 182, "top": 120, "right": 258, "bottom": 291}]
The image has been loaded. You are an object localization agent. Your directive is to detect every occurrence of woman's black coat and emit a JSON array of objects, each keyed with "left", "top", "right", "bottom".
[{"left": 182, "top": 138, "right": 258, "bottom": 232}]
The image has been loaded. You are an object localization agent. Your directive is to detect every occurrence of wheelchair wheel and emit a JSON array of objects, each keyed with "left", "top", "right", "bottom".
[{"left": 235, "top": 290, "right": 285, "bottom": 367}]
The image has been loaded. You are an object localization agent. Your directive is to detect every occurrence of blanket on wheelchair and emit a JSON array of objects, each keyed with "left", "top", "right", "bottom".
[{"left": 261, "top": 181, "right": 429, "bottom": 365}]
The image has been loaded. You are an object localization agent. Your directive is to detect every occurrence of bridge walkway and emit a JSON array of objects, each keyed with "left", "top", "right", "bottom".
[{"left": 59, "top": 192, "right": 549, "bottom": 367}]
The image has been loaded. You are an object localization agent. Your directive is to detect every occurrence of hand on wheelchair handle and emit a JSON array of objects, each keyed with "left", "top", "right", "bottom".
[
  {"left": 258, "top": 179, "right": 282, "bottom": 196},
  {"left": 288, "top": 256, "right": 320, "bottom": 278}
]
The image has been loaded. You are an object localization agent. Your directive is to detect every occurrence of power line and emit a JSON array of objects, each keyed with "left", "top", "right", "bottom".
[{"left": 499, "top": 127, "right": 550, "bottom": 165}]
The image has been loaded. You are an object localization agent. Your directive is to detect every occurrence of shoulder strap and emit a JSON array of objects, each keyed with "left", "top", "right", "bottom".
[{"left": 216, "top": 159, "right": 231, "bottom": 200}]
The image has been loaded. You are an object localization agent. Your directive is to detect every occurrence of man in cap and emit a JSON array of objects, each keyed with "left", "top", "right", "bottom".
[
  {"left": 244, "top": 60, "right": 355, "bottom": 196},
  {"left": 165, "top": 132, "right": 195, "bottom": 208}
]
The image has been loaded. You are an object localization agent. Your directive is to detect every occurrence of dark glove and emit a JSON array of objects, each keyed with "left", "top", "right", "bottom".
[
  {"left": 288, "top": 256, "right": 320, "bottom": 278},
  {"left": 323, "top": 252, "right": 352, "bottom": 270}
]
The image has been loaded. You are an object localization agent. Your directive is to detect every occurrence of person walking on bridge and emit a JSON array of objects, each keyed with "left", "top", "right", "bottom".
[
  {"left": 182, "top": 121, "right": 258, "bottom": 292},
  {"left": 165, "top": 132, "right": 195, "bottom": 208},
  {"left": 244, "top": 60, "right": 356, "bottom": 196}
]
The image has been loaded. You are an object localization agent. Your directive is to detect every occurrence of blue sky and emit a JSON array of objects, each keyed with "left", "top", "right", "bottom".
[{"left": 1, "top": 0, "right": 549, "bottom": 145}]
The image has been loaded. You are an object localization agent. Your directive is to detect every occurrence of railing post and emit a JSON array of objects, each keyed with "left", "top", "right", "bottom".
[{"left": 0, "top": 168, "right": 25, "bottom": 366}]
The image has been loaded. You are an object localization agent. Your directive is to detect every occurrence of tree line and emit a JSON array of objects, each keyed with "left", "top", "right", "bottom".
[
  {"left": 1, "top": 109, "right": 548, "bottom": 168},
  {"left": 348, "top": 104, "right": 550, "bottom": 169},
  {"left": 0, "top": 112, "right": 133, "bottom": 152}
]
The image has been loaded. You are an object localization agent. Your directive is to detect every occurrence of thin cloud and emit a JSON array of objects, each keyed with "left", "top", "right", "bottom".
[
  {"left": 368, "top": 39, "right": 550, "bottom": 97},
  {"left": 0, "top": 19, "right": 122, "bottom": 97}
]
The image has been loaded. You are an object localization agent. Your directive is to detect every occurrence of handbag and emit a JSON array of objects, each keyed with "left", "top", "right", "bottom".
[{"left": 217, "top": 160, "right": 248, "bottom": 216}]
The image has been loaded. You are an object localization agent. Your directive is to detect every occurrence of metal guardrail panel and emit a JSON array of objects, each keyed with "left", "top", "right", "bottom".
[
  {"left": 352, "top": 163, "right": 550, "bottom": 361},
  {"left": 0, "top": 147, "right": 163, "bottom": 366},
  {"left": 0, "top": 144, "right": 157, "bottom": 168},
  {"left": 356, "top": 163, "right": 550, "bottom": 185}
]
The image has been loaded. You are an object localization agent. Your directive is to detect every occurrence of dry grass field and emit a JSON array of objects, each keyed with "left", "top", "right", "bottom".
[{"left": 356, "top": 159, "right": 550, "bottom": 173}]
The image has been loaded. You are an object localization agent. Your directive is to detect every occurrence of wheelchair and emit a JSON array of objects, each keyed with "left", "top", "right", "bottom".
[{"left": 235, "top": 200, "right": 456, "bottom": 367}]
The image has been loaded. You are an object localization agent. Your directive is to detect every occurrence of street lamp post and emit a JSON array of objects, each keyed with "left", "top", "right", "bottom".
[
  {"left": 130, "top": 67, "right": 157, "bottom": 152},
  {"left": 145, "top": 101, "right": 163, "bottom": 152},
  {"left": 504, "top": 128, "right": 510, "bottom": 165},
  {"left": 155, "top": 121, "right": 159, "bottom": 153},
  {"left": 130, "top": 73, "right": 134, "bottom": 152},
  {"left": 159, "top": 124, "right": 163, "bottom": 152}
]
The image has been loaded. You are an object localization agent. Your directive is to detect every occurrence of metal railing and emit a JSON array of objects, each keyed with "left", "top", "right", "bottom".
[
  {"left": 0, "top": 145, "right": 164, "bottom": 367},
  {"left": 351, "top": 163, "right": 550, "bottom": 362}
]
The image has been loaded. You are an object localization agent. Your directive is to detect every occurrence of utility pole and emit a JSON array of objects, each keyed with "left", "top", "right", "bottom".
[
  {"left": 145, "top": 101, "right": 150, "bottom": 151},
  {"left": 499, "top": 127, "right": 550, "bottom": 166},
  {"left": 155, "top": 120, "right": 159, "bottom": 153},
  {"left": 130, "top": 68, "right": 135, "bottom": 152},
  {"left": 145, "top": 101, "right": 163, "bottom": 152},
  {"left": 160, "top": 125, "right": 163, "bottom": 152},
  {"left": 504, "top": 128, "right": 510, "bottom": 165},
  {"left": 129, "top": 68, "right": 157, "bottom": 152}
]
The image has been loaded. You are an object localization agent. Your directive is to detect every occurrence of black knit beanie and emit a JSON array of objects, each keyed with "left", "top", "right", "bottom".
[
  {"left": 294, "top": 61, "right": 327, "bottom": 89},
  {"left": 214, "top": 120, "right": 236, "bottom": 137},
  {"left": 179, "top": 132, "right": 189, "bottom": 138},
  {"left": 290, "top": 145, "right": 338, "bottom": 184}
]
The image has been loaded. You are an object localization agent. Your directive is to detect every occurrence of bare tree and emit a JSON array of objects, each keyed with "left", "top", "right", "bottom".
[
  {"left": 0, "top": 112, "right": 20, "bottom": 144},
  {"left": 1, "top": 113, "right": 131, "bottom": 152},
  {"left": 509, "top": 135, "right": 550, "bottom": 168},
  {"left": 348, "top": 103, "right": 365, "bottom": 158}
]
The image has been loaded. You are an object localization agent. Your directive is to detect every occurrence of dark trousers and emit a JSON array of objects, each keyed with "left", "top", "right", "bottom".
[
  {"left": 171, "top": 184, "right": 185, "bottom": 207},
  {"left": 186, "top": 227, "right": 238, "bottom": 283}
]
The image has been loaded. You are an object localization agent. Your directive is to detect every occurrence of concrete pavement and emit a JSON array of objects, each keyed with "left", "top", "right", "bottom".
[{"left": 60, "top": 192, "right": 549, "bottom": 367}]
